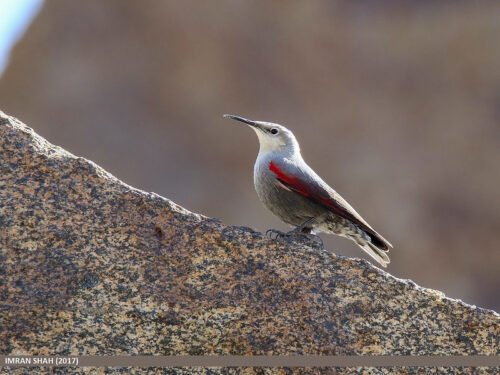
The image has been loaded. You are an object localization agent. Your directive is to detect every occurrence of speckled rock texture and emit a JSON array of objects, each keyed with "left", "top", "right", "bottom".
[{"left": 0, "top": 111, "right": 498, "bottom": 374}]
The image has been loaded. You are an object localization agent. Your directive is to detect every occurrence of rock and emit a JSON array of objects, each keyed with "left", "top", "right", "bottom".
[
  {"left": 3, "top": 1, "right": 500, "bottom": 312},
  {"left": 0, "top": 111, "right": 498, "bottom": 374}
]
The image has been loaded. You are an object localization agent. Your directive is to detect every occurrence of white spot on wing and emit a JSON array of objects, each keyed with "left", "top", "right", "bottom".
[{"left": 276, "top": 179, "right": 292, "bottom": 191}]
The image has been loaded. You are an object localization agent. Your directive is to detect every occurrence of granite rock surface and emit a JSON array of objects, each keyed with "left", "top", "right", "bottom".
[
  {"left": 2, "top": 0, "right": 500, "bottom": 313},
  {"left": 0, "top": 111, "right": 499, "bottom": 374}
]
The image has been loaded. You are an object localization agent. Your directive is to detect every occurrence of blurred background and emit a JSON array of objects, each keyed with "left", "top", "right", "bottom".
[{"left": 0, "top": 1, "right": 499, "bottom": 311}]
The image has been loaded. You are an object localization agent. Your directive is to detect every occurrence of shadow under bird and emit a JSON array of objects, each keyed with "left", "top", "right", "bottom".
[{"left": 223, "top": 114, "right": 393, "bottom": 267}]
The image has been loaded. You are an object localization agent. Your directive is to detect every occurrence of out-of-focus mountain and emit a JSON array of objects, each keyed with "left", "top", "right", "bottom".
[{"left": 1, "top": 1, "right": 499, "bottom": 310}]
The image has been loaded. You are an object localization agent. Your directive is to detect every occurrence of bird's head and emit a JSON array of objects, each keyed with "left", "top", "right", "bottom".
[{"left": 223, "top": 114, "right": 300, "bottom": 155}]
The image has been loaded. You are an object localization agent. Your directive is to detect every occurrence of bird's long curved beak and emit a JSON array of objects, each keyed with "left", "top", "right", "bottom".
[{"left": 223, "top": 114, "right": 259, "bottom": 128}]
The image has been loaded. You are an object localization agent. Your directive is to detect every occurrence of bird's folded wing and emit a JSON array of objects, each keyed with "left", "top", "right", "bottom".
[{"left": 269, "top": 161, "right": 391, "bottom": 250}]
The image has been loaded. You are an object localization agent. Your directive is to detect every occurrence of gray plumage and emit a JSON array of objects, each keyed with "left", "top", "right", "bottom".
[{"left": 224, "top": 114, "right": 393, "bottom": 267}]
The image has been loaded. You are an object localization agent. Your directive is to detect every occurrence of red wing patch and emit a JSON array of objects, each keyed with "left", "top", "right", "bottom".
[
  {"left": 269, "top": 161, "right": 346, "bottom": 216},
  {"left": 269, "top": 161, "right": 342, "bottom": 211},
  {"left": 269, "top": 161, "right": 311, "bottom": 198}
]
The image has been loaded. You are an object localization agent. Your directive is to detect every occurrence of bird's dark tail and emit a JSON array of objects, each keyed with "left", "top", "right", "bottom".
[
  {"left": 364, "top": 227, "right": 393, "bottom": 251},
  {"left": 354, "top": 232, "right": 392, "bottom": 268},
  {"left": 363, "top": 241, "right": 390, "bottom": 268}
]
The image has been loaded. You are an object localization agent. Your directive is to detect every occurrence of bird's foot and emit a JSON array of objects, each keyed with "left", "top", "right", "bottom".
[{"left": 265, "top": 228, "right": 324, "bottom": 249}]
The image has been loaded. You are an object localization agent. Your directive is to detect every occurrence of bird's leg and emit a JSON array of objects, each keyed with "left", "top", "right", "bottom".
[
  {"left": 286, "top": 217, "right": 317, "bottom": 236},
  {"left": 285, "top": 217, "right": 324, "bottom": 249}
]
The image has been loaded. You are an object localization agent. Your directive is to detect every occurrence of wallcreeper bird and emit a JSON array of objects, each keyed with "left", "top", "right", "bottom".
[{"left": 223, "top": 114, "right": 393, "bottom": 267}]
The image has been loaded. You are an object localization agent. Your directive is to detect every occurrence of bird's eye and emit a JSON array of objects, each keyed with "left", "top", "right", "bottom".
[{"left": 270, "top": 128, "right": 279, "bottom": 135}]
